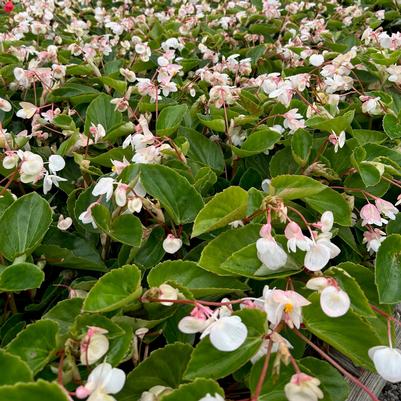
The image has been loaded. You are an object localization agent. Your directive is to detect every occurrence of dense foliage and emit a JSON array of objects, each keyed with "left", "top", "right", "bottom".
[{"left": 1, "top": 0, "right": 401, "bottom": 400}]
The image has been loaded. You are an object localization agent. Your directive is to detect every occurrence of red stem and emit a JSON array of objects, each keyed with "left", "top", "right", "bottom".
[
  {"left": 251, "top": 339, "right": 273, "bottom": 401},
  {"left": 370, "top": 304, "right": 401, "bottom": 328},
  {"left": 292, "top": 328, "right": 379, "bottom": 401}
]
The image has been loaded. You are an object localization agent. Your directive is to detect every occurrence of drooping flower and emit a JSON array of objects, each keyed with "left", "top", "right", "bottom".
[
  {"left": 368, "top": 346, "right": 401, "bottom": 383},
  {"left": 57, "top": 215, "right": 73, "bottom": 231},
  {"left": 139, "top": 385, "right": 172, "bottom": 401},
  {"left": 284, "top": 221, "right": 312, "bottom": 252},
  {"left": 80, "top": 326, "right": 109, "bottom": 366},
  {"left": 256, "top": 224, "right": 288, "bottom": 273},
  {"left": 157, "top": 284, "right": 179, "bottom": 306},
  {"left": 92, "top": 177, "right": 115, "bottom": 201},
  {"left": 284, "top": 373, "right": 324, "bottom": 401},
  {"left": 48, "top": 155, "right": 65, "bottom": 174},
  {"left": 375, "top": 198, "right": 398, "bottom": 220},
  {"left": 283, "top": 109, "right": 305, "bottom": 133},
  {"left": 309, "top": 54, "right": 324, "bottom": 67},
  {"left": 16, "top": 102, "right": 37, "bottom": 119},
  {"left": 162, "top": 234, "right": 183, "bottom": 254},
  {"left": 18, "top": 151, "right": 44, "bottom": 183},
  {"left": 360, "top": 203, "right": 385, "bottom": 226},
  {"left": 75, "top": 363, "right": 126, "bottom": 401},
  {"left": 320, "top": 285, "right": 350, "bottom": 317},
  {"left": 0, "top": 97, "right": 11, "bottom": 112},
  {"left": 363, "top": 228, "right": 386, "bottom": 253}
]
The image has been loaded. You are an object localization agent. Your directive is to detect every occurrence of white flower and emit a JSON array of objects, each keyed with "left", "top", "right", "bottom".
[
  {"left": 57, "top": 215, "right": 73, "bottom": 231},
  {"left": 3, "top": 152, "right": 19, "bottom": 169},
  {"left": 283, "top": 109, "right": 305, "bottom": 133},
  {"left": 89, "top": 123, "right": 106, "bottom": 143},
  {"left": 261, "top": 178, "right": 271, "bottom": 193},
  {"left": 80, "top": 327, "right": 109, "bottom": 366},
  {"left": 139, "top": 386, "right": 172, "bottom": 401},
  {"left": 0, "top": 97, "right": 11, "bottom": 112},
  {"left": 285, "top": 373, "right": 324, "bottom": 401},
  {"left": 284, "top": 221, "right": 312, "bottom": 252},
  {"left": 43, "top": 173, "right": 67, "bottom": 194},
  {"left": 320, "top": 211, "right": 334, "bottom": 233},
  {"left": 369, "top": 346, "right": 401, "bottom": 383},
  {"left": 92, "top": 177, "right": 115, "bottom": 201},
  {"left": 127, "top": 196, "right": 143, "bottom": 213},
  {"left": 78, "top": 202, "right": 98, "bottom": 228},
  {"left": 309, "top": 54, "right": 324, "bottom": 67},
  {"left": 360, "top": 96, "right": 382, "bottom": 115},
  {"left": 256, "top": 224, "right": 288, "bottom": 273},
  {"left": 162, "top": 234, "right": 182, "bottom": 254},
  {"left": 375, "top": 198, "right": 398, "bottom": 220},
  {"left": 19, "top": 151, "right": 44, "bottom": 183},
  {"left": 306, "top": 277, "right": 330, "bottom": 291},
  {"left": 75, "top": 362, "right": 126, "bottom": 401},
  {"left": 363, "top": 228, "right": 386, "bottom": 253},
  {"left": 198, "top": 393, "right": 225, "bottom": 401},
  {"left": 202, "top": 315, "right": 248, "bottom": 352},
  {"left": 320, "top": 286, "right": 350, "bottom": 317},
  {"left": 48, "top": 155, "right": 65, "bottom": 174},
  {"left": 304, "top": 238, "right": 340, "bottom": 272},
  {"left": 16, "top": 102, "right": 37, "bottom": 119},
  {"left": 158, "top": 284, "right": 179, "bottom": 306}
]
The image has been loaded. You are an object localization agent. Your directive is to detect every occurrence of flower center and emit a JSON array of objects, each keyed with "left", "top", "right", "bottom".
[{"left": 284, "top": 303, "right": 293, "bottom": 313}]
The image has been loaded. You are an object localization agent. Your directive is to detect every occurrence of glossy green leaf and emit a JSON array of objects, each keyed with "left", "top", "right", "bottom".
[
  {"left": 161, "top": 379, "right": 224, "bottom": 401},
  {"left": 0, "top": 193, "right": 52, "bottom": 261},
  {"left": 192, "top": 187, "right": 248, "bottom": 237},
  {"left": 270, "top": 175, "right": 326, "bottom": 200},
  {"left": 83, "top": 264, "right": 142, "bottom": 312},
  {"left": 6, "top": 320, "right": 59, "bottom": 374},
  {"left": 383, "top": 114, "right": 401, "bottom": 139},
  {"left": 306, "top": 110, "right": 354, "bottom": 134},
  {"left": 0, "top": 350, "right": 33, "bottom": 385},
  {"left": 232, "top": 128, "right": 281, "bottom": 157},
  {"left": 147, "top": 260, "right": 248, "bottom": 297},
  {"left": 140, "top": 164, "right": 204, "bottom": 224},
  {"left": 197, "top": 114, "right": 226, "bottom": 132},
  {"left": 291, "top": 129, "right": 313, "bottom": 166},
  {"left": 0, "top": 263, "right": 44, "bottom": 292},
  {"left": 0, "top": 380, "right": 70, "bottom": 401},
  {"left": 156, "top": 104, "right": 188, "bottom": 136},
  {"left": 118, "top": 343, "right": 193, "bottom": 401},
  {"left": 375, "top": 234, "right": 401, "bottom": 304},
  {"left": 92, "top": 204, "right": 143, "bottom": 246}
]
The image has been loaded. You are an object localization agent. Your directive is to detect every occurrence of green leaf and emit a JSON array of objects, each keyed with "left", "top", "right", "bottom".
[
  {"left": 0, "top": 350, "right": 33, "bottom": 385},
  {"left": 184, "top": 309, "right": 266, "bottom": 380},
  {"left": 92, "top": 204, "right": 143, "bottom": 246},
  {"left": 147, "top": 260, "right": 248, "bottom": 297},
  {"left": 83, "top": 264, "right": 142, "bottom": 312},
  {"left": 350, "top": 129, "right": 387, "bottom": 145},
  {"left": 140, "top": 164, "right": 204, "bottom": 224},
  {"left": 118, "top": 343, "right": 193, "bottom": 401},
  {"left": 199, "top": 224, "right": 261, "bottom": 275},
  {"left": 160, "top": 379, "right": 224, "bottom": 401},
  {"left": 43, "top": 298, "right": 83, "bottom": 337},
  {"left": 179, "top": 127, "right": 224, "bottom": 173},
  {"left": 192, "top": 187, "right": 248, "bottom": 237},
  {"left": 197, "top": 114, "right": 226, "bottom": 132},
  {"left": 84, "top": 93, "right": 123, "bottom": 135},
  {"left": 0, "top": 263, "right": 44, "bottom": 292},
  {"left": 156, "top": 104, "right": 188, "bottom": 136},
  {"left": 383, "top": 114, "right": 401, "bottom": 139},
  {"left": 303, "top": 293, "right": 382, "bottom": 370},
  {"left": 6, "top": 320, "right": 59, "bottom": 374},
  {"left": 291, "top": 129, "right": 313, "bottom": 166},
  {"left": 304, "top": 188, "right": 352, "bottom": 226},
  {"left": 232, "top": 128, "right": 281, "bottom": 157},
  {"left": 0, "top": 380, "right": 70, "bottom": 401},
  {"left": 375, "top": 234, "right": 401, "bottom": 304},
  {"left": 306, "top": 110, "right": 354, "bottom": 134},
  {"left": 270, "top": 175, "right": 326, "bottom": 200},
  {"left": 0, "top": 193, "right": 52, "bottom": 261}
]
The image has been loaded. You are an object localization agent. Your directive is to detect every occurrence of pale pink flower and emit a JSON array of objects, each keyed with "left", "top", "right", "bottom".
[
  {"left": 284, "top": 221, "right": 312, "bottom": 252},
  {"left": 375, "top": 198, "right": 398, "bottom": 220},
  {"left": 360, "top": 203, "right": 384, "bottom": 226},
  {"left": 283, "top": 109, "right": 305, "bottom": 133},
  {"left": 285, "top": 373, "right": 323, "bottom": 401}
]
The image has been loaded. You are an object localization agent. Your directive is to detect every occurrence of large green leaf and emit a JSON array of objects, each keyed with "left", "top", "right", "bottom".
[
  {"left": 291, "top": 129, "right": 312, "bottom": 166},
  {"left": 83, "top": 264, "right": 142, "bottom": 312},
  {"left": 0, "top": 193, "right": 52, "bottom": 261},
  {"left": 199, "top": 224, "right": 261, "bottom": 275},
  {"left": 140, "top": 164, "right": 204, "bottom": 224},
  {"left": 232, "top": 128, "right": 281, "bottom": 157},
  {"left": 306, "top": 110, "right": 354, "bottom": 134},
  {"left": 0, "top": 350, "right": 33, "bottom": 385},
  {"left": 6, "top": 320, "right": 59, "bottom": 374},
  {"left": 160, "top": 379, "right": 224, "bottom": 401},
  {"left": 156, "top": 104, "right": 188, "bottom": 136},
  {"left": 147, "top": 260, "right": 248, "bottom": 297},
  {"left": 0, "top": 263, "right": 44, "bottom": 292},
  {"left": 270, "top": 175, "right": 326, "bottom": 200},
  {"left": 192, "top": 187, "right": 248, "bottom": 237},
  {"left": 117, "top": 343, "right": 193, "bottom": 401},
  {"left": 84, "top": 93, "right": 123, "bottom": 135},
  {"left": 184, "top": 309, "right": 266, "bottom": 380},
  {"left": 304, "top": 187, "right": 352, "bottom": 226},
  {"left": 303, "top": 293, "right": 382, "bottom": 370},
  {"left": 0, "top": 380, "right": 70, "bottom": 401},
  {"left": 92, "top": 204, "right": 143, "bottom": 246},
  {"left": 375, "top": 234, "right": 401, "bottom": 304}
]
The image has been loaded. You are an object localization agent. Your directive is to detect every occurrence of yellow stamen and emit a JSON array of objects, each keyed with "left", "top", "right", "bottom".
[{"left": 284, "top": 303, "right": 293, "bottom": 313}]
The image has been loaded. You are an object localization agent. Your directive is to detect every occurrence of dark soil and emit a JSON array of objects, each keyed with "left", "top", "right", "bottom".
[{"left": 380, "top": 383, "right": 401, "bottom": 401}]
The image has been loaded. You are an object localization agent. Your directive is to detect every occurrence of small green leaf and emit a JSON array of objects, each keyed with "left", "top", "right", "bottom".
[
  {"left": 0, "top": 263, "right": 44, "bottom": 292},
  {"left": 118, "top": 343, "right": 193, "bottom": 401},
  {"left": 6, "top": 320, "right": 59, "bottom": 374},
  {"left": 232, "top": 128, "right": 281, "bottom": 157},
  {"left": 83, "top": 264, "right": 142, "bottom": 313},
  {"left": 375, "top": 234, "right": 401, "bottom": 304},
  {"left": 0, "top": 193, "right": 52, "bottom": 261},
  {"left": 156, "top": 104, "right": 188, "bottom": 136},
  {"left": 192, "top": 187, "right": 248, "bottom": 237},
  {"left": 306, "top": 110, "right": 354, "bottom": 134},
  {"left": 383, "top": 114, "right": 401, "bottom": 139},
  {"left": 197, "top": 114, "right": 226, "bottom": 132},
  {"left": 291, "top": 129, "right": 313, "bottom": 166},
  {"left": 92, "top": 204, "right": 143, "bottom": 247}
]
